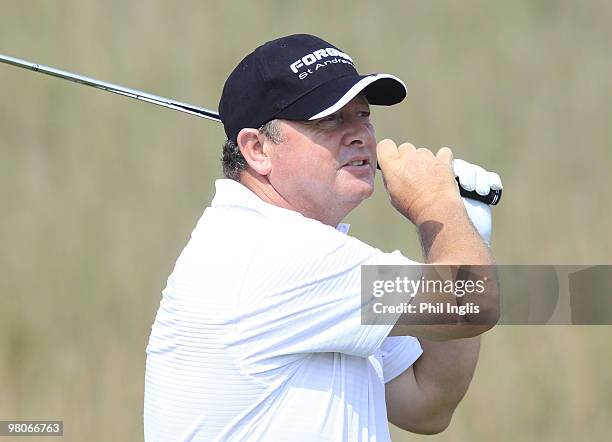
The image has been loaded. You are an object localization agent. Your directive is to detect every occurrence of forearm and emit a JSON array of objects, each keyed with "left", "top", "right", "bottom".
[
  {"left": 390, "top": 198, "right": 498, "bottom": 339},
  {"left": 419, "top": 196, "right": 499, "bottom": 325}
]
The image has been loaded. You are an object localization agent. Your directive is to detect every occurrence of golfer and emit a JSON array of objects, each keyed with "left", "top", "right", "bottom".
[{"left": 144, "top": 34, "right": 500, "bottom": 441}]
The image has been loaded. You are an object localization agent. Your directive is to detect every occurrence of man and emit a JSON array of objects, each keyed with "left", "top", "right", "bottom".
[{"left": 144, "top": 34, "right": 501, "bottom": 441}]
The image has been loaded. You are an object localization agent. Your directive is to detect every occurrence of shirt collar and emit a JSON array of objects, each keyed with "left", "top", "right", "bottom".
[{"left": 211, "top": 179, "right": 351, "bottom": 234}]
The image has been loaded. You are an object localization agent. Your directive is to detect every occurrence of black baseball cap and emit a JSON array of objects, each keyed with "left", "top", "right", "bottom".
[{"left": 218, "top": 34, "right": 407, "bottom": 143}]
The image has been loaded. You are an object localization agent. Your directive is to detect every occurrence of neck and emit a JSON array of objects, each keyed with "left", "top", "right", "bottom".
[{"left": 238, "top": 170, "right": 347, "bottom": 227}]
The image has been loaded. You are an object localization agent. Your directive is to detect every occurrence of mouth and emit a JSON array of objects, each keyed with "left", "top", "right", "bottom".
[{"left": 341, "top": 157, "right": 371, "bottom": 169}]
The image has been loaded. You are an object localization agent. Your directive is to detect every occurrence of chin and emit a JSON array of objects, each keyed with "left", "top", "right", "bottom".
[
  {"left": 334, "top": 173, "right": 375, "bottom": 205},
  {"left": 347, "top": 181, "right": 375, "bottom": 203}
]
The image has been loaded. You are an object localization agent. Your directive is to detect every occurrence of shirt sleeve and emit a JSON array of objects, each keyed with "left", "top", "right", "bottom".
[
  {"left": 379, "top": 337, "right": 423, "bottom": 383},
  {"left": 233, "top": 218, "right": 420, "bottom": 377}
]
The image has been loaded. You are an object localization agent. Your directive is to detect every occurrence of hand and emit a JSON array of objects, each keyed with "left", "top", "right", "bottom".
[
  {"left": 452, "top": 159, "right": 503, "bottom": 245},
  {"left": 452, "top": 159, "right": 502, "bottom": 196},
  {"left": 376, "top": 139, "right": 462, "bottom": 224}
]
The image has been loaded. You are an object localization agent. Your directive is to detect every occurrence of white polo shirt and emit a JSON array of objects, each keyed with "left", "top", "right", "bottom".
[{"left": 144, "top": 179, "right": 422, "bottom": 442}]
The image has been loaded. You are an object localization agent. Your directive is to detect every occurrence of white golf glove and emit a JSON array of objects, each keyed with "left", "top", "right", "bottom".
[{"left": 452, "top": 159, "right": 503, "bottom": 245}]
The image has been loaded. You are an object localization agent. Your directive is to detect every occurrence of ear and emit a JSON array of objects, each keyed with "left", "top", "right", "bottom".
[{"left": 237, "top": 128, "right": 272, "bottom": 175}]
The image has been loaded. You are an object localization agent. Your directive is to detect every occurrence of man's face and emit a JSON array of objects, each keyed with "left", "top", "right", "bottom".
[{"left": 265, "top": 96, "right": 377, "bottom": 224}]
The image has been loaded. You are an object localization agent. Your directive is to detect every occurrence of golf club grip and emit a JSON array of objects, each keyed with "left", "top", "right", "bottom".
[
  {"left": 376, "top": 162, "right": 502, "bottom": 205},
  {"left": 457, "top": 179, "right": 502, "bottom": 206}
]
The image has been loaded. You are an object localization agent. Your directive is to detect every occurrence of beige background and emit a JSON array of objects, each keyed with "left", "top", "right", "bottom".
[{"left": 1, "top": 1, "right": 611, "bottom": 440}]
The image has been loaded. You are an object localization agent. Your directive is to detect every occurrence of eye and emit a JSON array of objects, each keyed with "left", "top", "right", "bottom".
[{"left": 314, "top": 112, "right": 342, "bottom": 128}]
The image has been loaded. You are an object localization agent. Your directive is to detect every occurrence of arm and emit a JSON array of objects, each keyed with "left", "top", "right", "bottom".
[
  {"left": 385, "top": 207, "right": 488, "bottom": 431},
  {"left": 376, "top": 140, "right": 498, "bottom": 432}
]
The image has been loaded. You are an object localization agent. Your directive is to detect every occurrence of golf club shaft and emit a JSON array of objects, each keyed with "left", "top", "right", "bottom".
[
  {"left": 0, "top": 52, "right": 501, "bottom": 205},
  {"left": 0, "top": 53, "right": 221, "bottom": 122}
]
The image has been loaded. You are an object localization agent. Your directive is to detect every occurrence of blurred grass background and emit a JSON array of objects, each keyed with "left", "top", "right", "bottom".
[{"left": 1, "top": 0, "right": 611, "bottom": 440}]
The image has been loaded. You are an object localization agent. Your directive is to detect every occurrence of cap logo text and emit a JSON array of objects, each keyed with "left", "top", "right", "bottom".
[{"left": 290, "top": 48, "right": 354, "bottom": 78}]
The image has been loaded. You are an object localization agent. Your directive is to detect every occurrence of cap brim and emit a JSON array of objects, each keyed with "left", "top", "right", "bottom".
[{"left": 277, "top": 74, "right": 407, "bottom": 121}]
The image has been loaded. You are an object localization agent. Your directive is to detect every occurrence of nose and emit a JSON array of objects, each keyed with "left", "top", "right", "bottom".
[{"left": 342, "top": 118, "right": 375, "bottom": 148}]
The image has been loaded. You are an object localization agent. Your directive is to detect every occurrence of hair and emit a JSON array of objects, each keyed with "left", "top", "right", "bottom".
[{"left": 221, "top": 120, "right": 283, "bottom": 180}]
